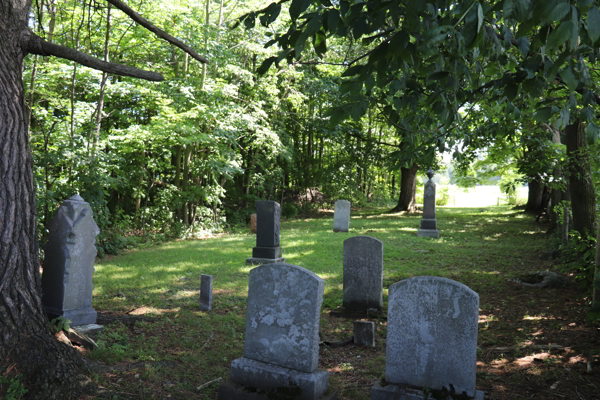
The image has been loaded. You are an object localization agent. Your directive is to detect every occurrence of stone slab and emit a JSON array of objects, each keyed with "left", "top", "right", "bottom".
[
  {"left": 419, "top": 218, "right": 437, "bottom": 230},
  {"left": 333, "top": 200, "right": 351, "bottom": 232},
  {"left": 416, "top": 229, "right": 440, "bottom": 238},
  {"left": 219, "top": 381, "right": 337, "bottom": 400},
  {"left": 200, "top": 274, "right": 213, "bottom": 311},
  {"left": 385, "top": 277, "right": 480, "bottom": 397},
  {"left": 72, "top": 323, "right": 104, "bottom": 335},
  {"left": 230, "top": 357, "right": 329, "bottom": 400},
  {"left": 246, "top": 257, "right": 285, "bottom": 265},
  {"left": 252, "top": 246, "right": 283, "bottom": 259},
  {"left": 343, "top": 236, "right": 384, "bottom": 312},
  {"left": 243, "top": 264, "right": 324, "bottom": 372},
  {"left": 371, "top": 381, "right": 484, "bottom": 400},
  {"left": 255, "top": 201, "right": 281, "bottom": 248},
  {"left": 423, "top": 181, "right": 437, "bottom": 220},
  {"left": 354, "top": 321, "right": 376, "bottom": 347}
]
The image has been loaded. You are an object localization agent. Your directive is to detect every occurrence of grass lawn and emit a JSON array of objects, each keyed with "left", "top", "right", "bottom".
[{"left": 85, "top": 206, "right": 599, "bottom": 400}]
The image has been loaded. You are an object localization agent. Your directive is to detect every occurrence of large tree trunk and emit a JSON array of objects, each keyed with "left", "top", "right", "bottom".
[
  {"left": 0, "top": 3, "right": 89, "bottom": 398},
  {"left": 389, "top": 164, "right": 418, "bottom": 213},
  {"left": 564, "top": 120, "right": 596, "bottom": 237},
  {"left": 524, "top": 178, "right": 544, "bottom": 214},
  {"left": 594, "top": 227, "right": 600, "bottom": 311}
]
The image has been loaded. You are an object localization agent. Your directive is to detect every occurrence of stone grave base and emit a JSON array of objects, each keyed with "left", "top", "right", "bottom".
[
  {"left": 246, "top": 257, "right": 285, "bottom": 265},
  {"left": 371, "top": 381, "right": 484, "bottom": 400},
  {"left": 228, "top": 357, "right": 330, "bottom": 400},
  {"left": 45, "top": 306, "right": 97, "bottom": 326},
  {"left": 416, "top": 229, "right": 440, "bottom": 238}
]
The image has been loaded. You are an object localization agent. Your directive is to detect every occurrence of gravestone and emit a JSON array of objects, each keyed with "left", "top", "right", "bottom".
[
  {"left": 416, "top": 169, "right": 440, "bottom": 238},
  {"left": 42, "top": 194, "right": 100, "bottom": 326},
  {"left": 354, "top": 321, "right": 376, "bottom": 347},
  {"left": 220, "top": 263, "right": 332, "bottom": 400},
  {"left": 199, "top": 274, "right": 212, "bottom": 311},
  {"left": 246, "top": 201, "right": 284, "bottom": 265},
  {"left": 371, "top": 276, "right": 484, "bottom": 400},
  {"left": 332, "top": 200, "right": 351, "bottom": 232},
  {"left": 343, "top": 236, "right": 384, "bottom": 312}
]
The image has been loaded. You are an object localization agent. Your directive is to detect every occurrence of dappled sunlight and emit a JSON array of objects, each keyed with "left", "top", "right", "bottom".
[
  {"left": 515, "top": 352, "right": 552, "bottom": 368},
  {"left": 173, "top": 290, "right": 199, "bottom": 299},
  {"left": 523, "top": 315, "right": 554, "bottom": 321},
  {"left": 128, "top": 306, "right": 180, "bottom": 316},
  {"left": 317, "top": 272, "right": 340, "bottom": 280},
  {"left": 238, "top": 266, "right": 253, "bottom": 273}
]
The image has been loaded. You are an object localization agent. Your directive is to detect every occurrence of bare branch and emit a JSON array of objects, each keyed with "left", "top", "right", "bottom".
[
  {"left": 24, "top": 31, "right": 164, "bottom": 81},
  {"left": 104, "top": 0, "right": 208, "bottom": 64}
]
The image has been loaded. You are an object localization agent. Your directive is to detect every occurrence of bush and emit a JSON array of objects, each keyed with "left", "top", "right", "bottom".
[
  {"left": 281, "top": 202, "right": 299, "bottom": 219},
  {"left": 558, "top": 230, "right": 596, "bottom": 288}
]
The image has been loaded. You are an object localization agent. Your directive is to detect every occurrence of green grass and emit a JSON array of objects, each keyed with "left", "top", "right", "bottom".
[{"left": 89, "top": 206, "right": 552, "bottom": 399}]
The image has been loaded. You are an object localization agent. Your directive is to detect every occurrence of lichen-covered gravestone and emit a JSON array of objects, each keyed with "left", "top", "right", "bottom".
[
  {"left": 332, "top": 200, "right": 351, "bottom": 232},
  {"left": 416, "top": 169, "right": 440, "bottom": 238},
  {"left": 220, "top": 263, "right": 333, "bottom": 400},
  {"left": 42, "top": 195, "right": 100, "bottom": 326},
  {"left": 343, "top": 236, "right": 384, "bottom": 312},
  {"left": 372, "top": 276, "right": 484, "bottom": 400},
  {"left": 246, "top": 201, "right": 284, "bottom": 265}
]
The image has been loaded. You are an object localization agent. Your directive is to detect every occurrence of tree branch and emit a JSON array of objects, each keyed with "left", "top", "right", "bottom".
[
  {"left": 24, "top": 31, "right": 164, "bottom": 81},
  {"left": 104, "top": 0, "right": 208, "bottom": 64}
]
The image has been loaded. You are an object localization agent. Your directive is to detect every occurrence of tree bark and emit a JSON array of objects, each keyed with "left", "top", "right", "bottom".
[
  {"left": 524, "top": 178, "right": 544, "bottom": 214},
  {"left": 389, "top": 164, "right": 418, "bottom": 213},
  {"left": 564, "top": 120, "right": 596, "bottom": 237},
  {"left": 593, "top": 227, "right": 600, "bottom": 311},
  {"left": 0, "top": 4, "right": 90, "bottom": 397}
]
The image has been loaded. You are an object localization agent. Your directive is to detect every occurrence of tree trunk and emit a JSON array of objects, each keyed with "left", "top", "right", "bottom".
[
  {"left": 0, "top": 4, "right": 89, "bottom": 397},
  {"left": 389, "top": 164, "right": 418, "bottom": 213},
  {"left": 524, "top": 178, "right": 544, "bottom": 214},
  {"left": 564, "top": 120, "right": 596, "bottom": 237},
  {"left": 593, "top": 227, "right": 600, "bottom": 311}
]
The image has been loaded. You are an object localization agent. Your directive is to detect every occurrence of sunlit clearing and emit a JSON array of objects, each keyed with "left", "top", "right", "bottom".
[
  {"left": 515, "top": 352, "right": 551, "bottom": 368},
  {"left": 129, "top": 306, "right": 180, "bottom": 315}
]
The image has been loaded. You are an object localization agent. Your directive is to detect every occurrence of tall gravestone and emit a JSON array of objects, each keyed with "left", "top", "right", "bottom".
[
  {"left": 220, "top": 263, "right": 332, "bottom": 400},
  {"left": 343, "top": 236, "right": 384, "bottom": 312},
  {"left": 246, "top": 201, "right": 284, "bottom": 265},
  {"left": 417, "top": 169, "right": 440, "bottom": 238},
  {"left": 372, "top": 276, "right": 484, "bottom": 400},
  {"left": 332, "top": 200, "right": 351, "bottom": 232},
  {"left": 42, "top": 195, "right": 100, "bottom": 325}
]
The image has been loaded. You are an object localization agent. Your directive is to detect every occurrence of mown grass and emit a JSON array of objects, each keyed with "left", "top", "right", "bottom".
[{"left": 89, "top": 206, "right": 552, "bottom": 399}]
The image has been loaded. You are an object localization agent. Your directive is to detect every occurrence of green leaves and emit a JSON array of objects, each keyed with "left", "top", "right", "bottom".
[
  {"left": 290, "top": 0, "right": 312, "bottom": 21},
  {"left": 587, "top": 6, "right": 600, "bottom": 44},
  {"left": 546, "top": 21, "right": 574, "bottom": 50},
  {"left": 546, "top": 2, "right": 571, "bottom": 23}
]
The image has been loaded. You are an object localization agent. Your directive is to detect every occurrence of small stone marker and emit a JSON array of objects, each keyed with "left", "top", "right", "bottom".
[
  {"left": 199, "top": 274, "right": 213, "bottom": 311},
  {"left": 354, "top": 321, "right": 376, "bottom": 347},
  {"left": 221, "top": 263, "right": 331, "bottom": 400},
  {"left": 343, "top": 236, "right": 384, "bottom": 312},
  {"left": 371, "top": 276, "right": 484, "bottom": 400},
  {"left": 333, "top": 200, "right": 351, "bottom": 232},
  {"left": 42, "top": 195, "right": 100, "bottom": 326},
  {"left": 416, "top": 168, "right": 440, "bottom": 238},
  {"left": 246, "top": 201, "right": 284, "bottom": 265}
]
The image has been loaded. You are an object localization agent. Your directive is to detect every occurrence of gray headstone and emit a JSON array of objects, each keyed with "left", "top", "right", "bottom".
[
  {"left": 199, "top": 274, "right": 212, "bottom": 311},
  {"left": 343, "top": 236, "right": 384, "bottom": 312},
  {"left": 333, "top": 200, "right": 351, "bottom": 232},
  {"left": 228, "top": 263, "right": 330, "bottom": 399},
  {"left": 354, "top": 321, "right": 376, "bottom": 347},
  {"left": 383, "top": 276, "right": 480, "bottom": 398},
  {"left": 247, "top": 201, "right": 284, "bottom": 264},
  {"left": 417, "top": 175, "right": 440, "bottom": 238},
  {"left": 42, "top": 195, "right": 100, "bottom": 325}
]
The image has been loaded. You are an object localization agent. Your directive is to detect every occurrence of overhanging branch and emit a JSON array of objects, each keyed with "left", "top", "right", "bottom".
[
  {"left": 105, "top": 0, "right": 208, "bottom": 64},
  {"left": 25, "top": 32, "right": 164, "bottom": 81}
]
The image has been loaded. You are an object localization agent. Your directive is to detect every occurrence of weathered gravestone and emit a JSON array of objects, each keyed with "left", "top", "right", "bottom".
[
  {"left": 343, "top": 236, "right": 384, "bottom": 312},
  {"left": 199, "top": 274, "right": 212, "bottom": 311},
  {"left": 42, "top": 194, "right": 100, "bottom": 326},
  {"left": 416, "top": 169, "right": 440, "bottom": 238},
  {"left": 246, "top": 201, "right": 284, "bottom": 265},
  {"left": 354, "top": 321, "right": 376, "bottom": 347},
  {"left": 220, "top": 263, "right": 333, "bottom": 400},
  {"left": 332, "top": 200, "right": 351, "bottom": 232},
  {"left": 372, "top": 276, "right": 484, "bottom": 400}
]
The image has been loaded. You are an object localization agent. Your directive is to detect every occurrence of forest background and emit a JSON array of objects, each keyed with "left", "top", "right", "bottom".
[{"left": 25, "top": 0, "right": 599, "bottom": 289}]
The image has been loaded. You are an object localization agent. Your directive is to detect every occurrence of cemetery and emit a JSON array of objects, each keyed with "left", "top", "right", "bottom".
[
  {"left": 2, "top": 1, "right": 600, "bottom": 399},
  {"left": 26, "top": 198, "right": 597, "bottom": 400}
]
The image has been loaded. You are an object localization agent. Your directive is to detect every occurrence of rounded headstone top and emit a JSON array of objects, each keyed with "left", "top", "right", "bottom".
[
  {"left": 67, "top": 194, "right": 86, "bottom": 202},
  {"left": 427, "top": 168, "right": 434, "bottom": 180}
]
